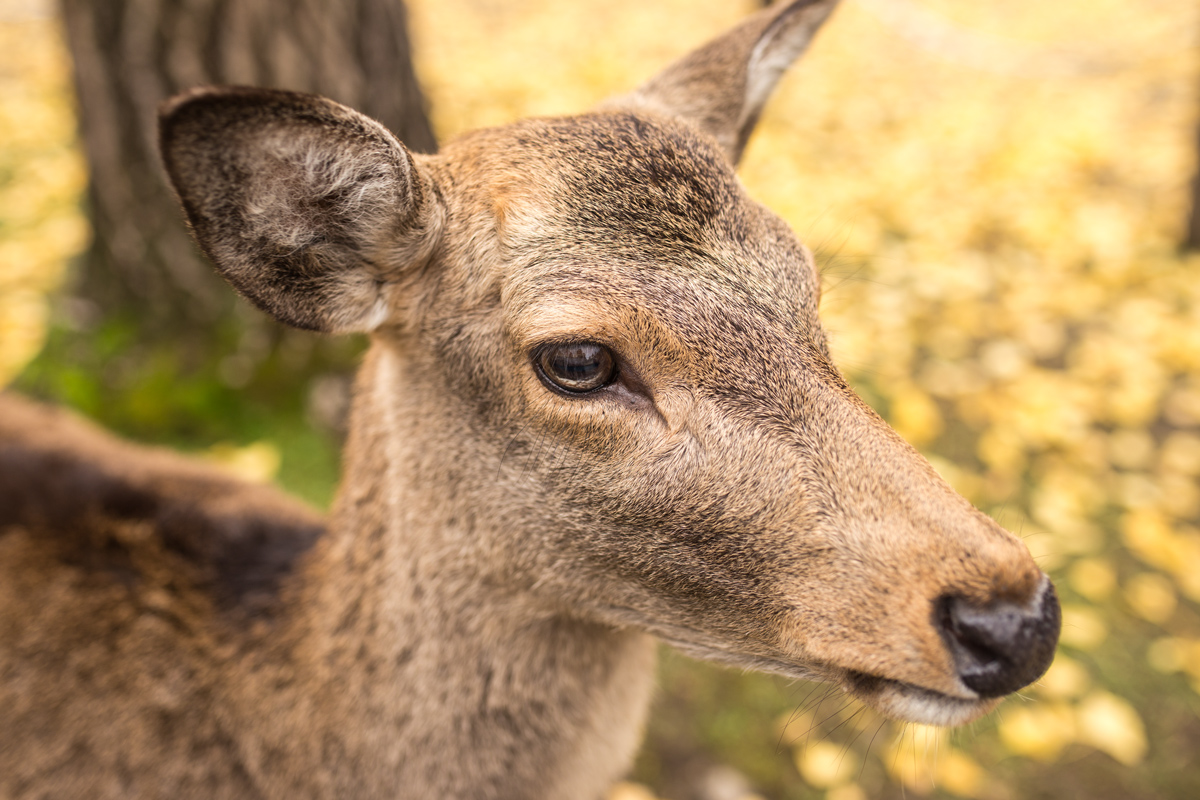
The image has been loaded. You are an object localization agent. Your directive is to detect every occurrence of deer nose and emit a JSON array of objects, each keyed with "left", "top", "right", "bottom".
[{"left": 936, "top": 580, "right": 1061, "bottom": 698}]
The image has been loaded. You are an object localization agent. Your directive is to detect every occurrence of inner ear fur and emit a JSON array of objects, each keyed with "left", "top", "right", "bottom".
[
  {"left": 160, "top": 86, "right": 443, "bottom": 334},
  {"left": 603, "top": 0, "right": 839, "bottom": 165}
]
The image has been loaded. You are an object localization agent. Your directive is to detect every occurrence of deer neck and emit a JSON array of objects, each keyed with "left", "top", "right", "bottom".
[{"left": 268, "top": 343, "right": 657, "bottom": 799}]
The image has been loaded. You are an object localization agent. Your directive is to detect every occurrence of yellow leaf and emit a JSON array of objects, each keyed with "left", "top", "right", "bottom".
[
  {"left": 201, "top": 441, "right": 282, "bottom": 484},
  {"left": 825, "top": 783, "right": 867, "bottom": 800},
  {"left": 1146, "top": 637, "right": 1186, "bottom": 674},
  {"left": 997, "top": 702, "right": 1075, "bottom": 762},
  {"left": 978, "top": 427, "right": 1025, "bottom": 477},
  {"left": 1181, "top": 641, "right": 1200, "bottom": 683},
  {"left": 1161, "top": 431, "right": 1200, "bottom": 476},
  {"left": 1075, "top": 692, "right": 1148, "bottom": 766},
  {"left": 0, "top": 288, "right": 48, "bottom": 388},
  {"left": 607, "top": 783, "right": 659, "bottom": 800},
  {"left": 1164, "top": 386, "right": 1200, "bottom": 428},
  {"left": 795, "top": 740, "right": 858, "bottom": 789},
  {"left": 978, "top": 339, "right": 1029, "bottom": 380},
  {"left": 936, "top": 749, "right": 986, "bottom": 798},
  {"left": 1157, "top": 471, "right": 1200, "bottom": 521},
  {"left": 1121, "top": 508, "right": 1177, "bottom": 572},
  {"left": 890, "top": 383, "right": 943, "bottom": 446},
  {"left": 1035, "top": 653, "right": 1090, "bottom": 699},
  {"left": 1173, "top": 551, "right": 1200, "bottom": 603},
  {"left": 775, "top": 709, "right": 816, "bottom": 747},
  {"left": 1117, "top": 472, "right": 1161, "bottom": 511},
  {"left": 1107, "top": 428, "right": 1154, "bottom": 471},
  {"left": 1059, "top": 605, "right": 1107, "bottom": 651},
  {"left": 1123, "top": 573, "right": 1177, "bottom": 624},
  {"left": 1066, "top": 557, "right": 1115, "bottom": 602}
]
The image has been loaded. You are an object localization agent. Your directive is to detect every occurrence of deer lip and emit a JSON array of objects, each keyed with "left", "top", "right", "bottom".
[
  {"left": 665, "top": 639, "right": 996, "bottom": 726},
  {"left": 608, "top": 611, "right": 997, "bottom": 726},
  {"left": 842, "top": 670, "right": 999, "bottom": 727}
]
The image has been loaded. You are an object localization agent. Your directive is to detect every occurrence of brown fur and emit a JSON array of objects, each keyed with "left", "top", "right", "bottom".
[{"left": 0, "top": 2, "right": 1058, "bottom": 797}]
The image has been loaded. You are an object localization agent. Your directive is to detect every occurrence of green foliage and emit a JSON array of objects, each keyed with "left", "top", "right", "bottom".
[{"left": 16, "top": 313, "right": 352, "bottom": 508}]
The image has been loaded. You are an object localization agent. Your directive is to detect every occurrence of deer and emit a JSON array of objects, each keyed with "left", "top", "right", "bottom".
[{"left": 0, "top": 1, "right": 1061, "bottom": 797}]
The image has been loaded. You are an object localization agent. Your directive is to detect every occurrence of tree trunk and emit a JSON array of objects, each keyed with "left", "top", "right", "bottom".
[
  {"left": 1187, "top": 123, "right": 1200, "bottom": 250},
  {"left": 60, "top": 0, "right": 436, "bottom": 332}
]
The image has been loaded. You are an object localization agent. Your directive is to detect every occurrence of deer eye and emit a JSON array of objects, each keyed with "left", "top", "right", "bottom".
[{"left": 536, "top": 343, "right": 616, "bottom": 394}]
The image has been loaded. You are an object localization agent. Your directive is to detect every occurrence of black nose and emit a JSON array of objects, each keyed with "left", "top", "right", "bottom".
[{"left": 935, "top": 581, "right": 1061, "bottom": 698}]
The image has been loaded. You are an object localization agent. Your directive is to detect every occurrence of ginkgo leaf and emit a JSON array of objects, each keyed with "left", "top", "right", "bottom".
[
  {"left": 1076, "top": 692, "right": 1148, "bottom": 767},
  {"left": 997, "top": 703, "right": 1076, "bottom": 762},
  {"left": 795, "top": 740, "right": 858, "bottom": 789}
]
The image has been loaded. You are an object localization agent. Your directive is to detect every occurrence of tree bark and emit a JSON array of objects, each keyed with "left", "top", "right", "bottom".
[
  {"left": 60, "top": 0, "right": 436, "bottom": 332},
  {"left": 1187, "top": 124, "right": 1200, "bottom": 250}
]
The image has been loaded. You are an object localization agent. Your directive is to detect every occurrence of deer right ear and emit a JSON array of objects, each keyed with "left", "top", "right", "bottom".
[
  {"left": 159, "top": 87, "right": 443, "bottom": 334},
  {"left": 604, "top": 0, "right": 839, "bottom": 166}
]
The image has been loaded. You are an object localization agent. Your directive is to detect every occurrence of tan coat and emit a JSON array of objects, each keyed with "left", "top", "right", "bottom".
[{"left": 0, "top": 2, "right": 1058, "bottom": 797}]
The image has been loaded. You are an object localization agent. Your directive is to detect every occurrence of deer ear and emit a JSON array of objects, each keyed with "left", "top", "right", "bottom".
[
  {"left": 604, "top": 0, "right": 838, "bottom": 165},
  {"left": 159, "top": 87, "right": 443, "bottom": 334}
]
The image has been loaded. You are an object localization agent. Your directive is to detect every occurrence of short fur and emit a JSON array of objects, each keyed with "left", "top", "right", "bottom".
[{"left": 0, "top": 2, "right": 1058, "bottom": 798}]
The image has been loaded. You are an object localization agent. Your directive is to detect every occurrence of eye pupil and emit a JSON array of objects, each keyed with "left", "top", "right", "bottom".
[{"left": 538, "top": 343, "right": 616, "bottom": 393}]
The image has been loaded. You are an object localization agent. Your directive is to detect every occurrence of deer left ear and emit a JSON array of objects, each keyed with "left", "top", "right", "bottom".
[
  {"left": 160, "top": 87, "right": 443, "bottom": 334},
  {"left": 603, "top": 0, "right": 839, "bottom": 165}
]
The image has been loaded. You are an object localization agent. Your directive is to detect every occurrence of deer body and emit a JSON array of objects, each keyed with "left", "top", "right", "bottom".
[
  {"left": 0, "top": 390, "right": 652, "bottom": 799},
  {"left": 0, "top": 2, "right": 1060, "bottom": 798}
]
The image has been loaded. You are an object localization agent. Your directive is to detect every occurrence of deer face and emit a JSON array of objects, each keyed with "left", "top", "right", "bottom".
[
  {"left": 160, "top": 0, "right": 1058, "bottom": 728},
  {"left": 411, "top": 112, "right": 1057, "bottom": 727}
]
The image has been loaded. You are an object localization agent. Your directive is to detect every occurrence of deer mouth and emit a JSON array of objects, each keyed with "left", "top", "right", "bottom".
[
  {"left": 609, "top": 613, "right": 999, "bottom": 726},
  {"left": 841, "top": 670, "right": 1000, "bottom": 727},
  {"left": 674, "top": 641, "right": 996, "bottom": 726}
]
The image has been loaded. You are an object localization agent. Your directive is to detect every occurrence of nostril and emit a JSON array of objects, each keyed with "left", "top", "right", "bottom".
[
  {"left": 937, "top": 600, "right": 1009, "bottom": 666},
  {"left": 935, "top": 581, "right": 1062, "bottom": 699}
]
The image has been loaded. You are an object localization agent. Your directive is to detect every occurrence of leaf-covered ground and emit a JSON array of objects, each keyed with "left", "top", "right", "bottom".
[{"left": 3, "top": 0, "right": 1200, "bottom": 798}]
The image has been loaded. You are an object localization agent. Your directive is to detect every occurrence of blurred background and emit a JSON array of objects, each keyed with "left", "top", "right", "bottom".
[{"left": 2, "top": 0, "right": 1199, "bottom": 797}]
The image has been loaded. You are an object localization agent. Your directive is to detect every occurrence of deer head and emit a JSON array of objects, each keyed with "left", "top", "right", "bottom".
[{"left": 160, "top": 0, "right": 1058, "bottom": 729}]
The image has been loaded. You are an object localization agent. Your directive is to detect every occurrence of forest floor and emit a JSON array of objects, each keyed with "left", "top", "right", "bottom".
[{"left": 3, "top": 1, "right": 1200, "bottom": 798}]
